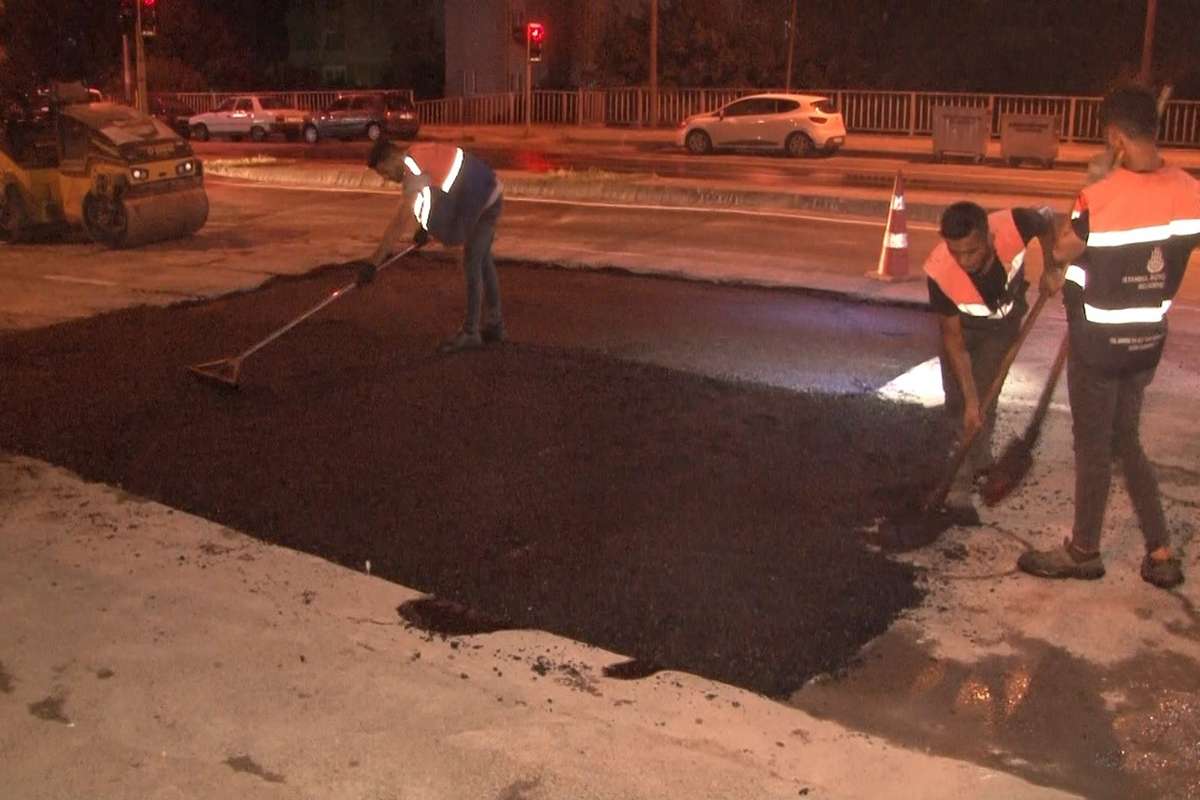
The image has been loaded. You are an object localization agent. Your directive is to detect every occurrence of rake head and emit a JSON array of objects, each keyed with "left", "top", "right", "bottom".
[{"left": 188, "top": 357, "right": 242, "bottom": 390}]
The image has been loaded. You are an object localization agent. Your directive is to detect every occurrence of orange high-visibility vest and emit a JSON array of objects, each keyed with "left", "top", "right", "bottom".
[
  {"left": 1064, "top": 166, "right": 1200, "bottom": 372},
  {"left": 923, "top": 209, "right": 1028, "bottom": 321},
  {"left": 402, "top": 143, "right": 499, "bottom": 246}
]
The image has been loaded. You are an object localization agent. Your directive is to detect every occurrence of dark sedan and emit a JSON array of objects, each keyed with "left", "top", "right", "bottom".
[
  {"left": 150, "top": 96, "right": 196, "bottom": 139},
  {"left": 302, "top": 93, "right": 419, "bottom": 144}
]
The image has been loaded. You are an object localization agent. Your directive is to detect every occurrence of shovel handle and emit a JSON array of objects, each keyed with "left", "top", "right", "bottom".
[{"left": 924, "top": 289, "right": 1051, "bottom": 512}]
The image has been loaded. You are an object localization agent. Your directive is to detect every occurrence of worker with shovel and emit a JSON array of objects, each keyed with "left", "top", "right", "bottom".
[
  {"left": 924, "top": 201, "right": 1056, "bottom": 525},
  {"left": 1018, "top": 85, "right": 1200, "bottom": 589},
  {"left": 365, "top": 138, "right": 506, "bottom": 353}
]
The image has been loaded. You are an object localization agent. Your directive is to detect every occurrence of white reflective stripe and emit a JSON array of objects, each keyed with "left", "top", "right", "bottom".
[
  {"left": 991, "top": 300, "right": 1014, "bottom": 319},
  {"left": 412, "top": 186, "right": 431, "bottom": 230},
  {"left": 1064, "top": 265, "right": 1087, "bottom": 288},
  {"left": 886, "top": 232, "right": 908, "bottom": 248},
  {"left": 1071, "top": 209, "right": 1083, "bottom": 220},
  {"left": 956, "top": 303, "right": 993, "bottom": 317},
  {"left": 403, "top": 156, "right": 422, "bottom": 176},
  {"left": 891, "top": 194, "right": 905, "bottom": 211},
  {"left": 1009, "top": 249, "right": 1025, "bottom": 274},
  {"left": 440, "top": 148, "right": 464, "bottom": 192},
  {"left": 1083, "top": 300, "right": 1172, "bottom": 324},
  {"left": 1087, "top": 218, "right": 1200, "bottom": 247}
]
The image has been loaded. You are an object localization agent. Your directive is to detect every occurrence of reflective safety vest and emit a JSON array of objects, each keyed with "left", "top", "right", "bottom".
[
  {"left": 923, "top": 209, "right": 1028, "bottom": 323},
  {"left": 1064, "top": 166, "right": 1200, "bottom": 372},
  {"left": 403, "top": 143, "right": 500, "bottom": 246}
]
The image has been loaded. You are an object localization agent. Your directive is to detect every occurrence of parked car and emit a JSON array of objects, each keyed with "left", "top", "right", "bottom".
[
  {"left": 150, "top": 95, "right": 196, "bottom": 139},
  {"left": 302, "top": 92, "right": 419, "bottom": 144},
  {"left": 188, "top": 95, "right": 310, "bottom": 142},
  {"left": 676, "top": 93, "right": 846, "bottom": 157}
]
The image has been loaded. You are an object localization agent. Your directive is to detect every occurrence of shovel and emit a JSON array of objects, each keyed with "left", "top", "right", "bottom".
[{"left": 874, "top": 288, "right": 1051, "bottom": 551}]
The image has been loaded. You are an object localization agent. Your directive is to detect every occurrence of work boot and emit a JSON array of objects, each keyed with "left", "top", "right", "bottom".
[
  {"left": 1017, "top": 538, "right": 1105, "bottom": 580},
  {"left": 943, "top": 488, "right": 981, "bottom": 528},
  {"left": 1141, "top": 554, "right": 1184, "bottom": 590},
  {"left": 481, "top": 322, "right": 506, "bottom": 344},
  {"left": 438, "top": 329, "right": 483, "bottom": 354}
]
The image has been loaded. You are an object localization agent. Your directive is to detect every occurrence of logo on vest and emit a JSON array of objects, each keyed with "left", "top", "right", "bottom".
[{"left": 1146, "top": 247, "right": 1165, "bottom": 275}]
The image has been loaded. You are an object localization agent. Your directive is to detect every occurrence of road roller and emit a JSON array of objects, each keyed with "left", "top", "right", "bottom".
[{"left": 1, "top": 82, "right": 208, "bottom": 247}]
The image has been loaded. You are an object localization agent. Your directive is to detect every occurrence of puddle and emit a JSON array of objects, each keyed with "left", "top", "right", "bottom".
[
  {"left": 396, "top": 597, "right": 512, "bottom": 637},
  {"left": 791, "top": 628, "right": 1200, "bottom": 799}
]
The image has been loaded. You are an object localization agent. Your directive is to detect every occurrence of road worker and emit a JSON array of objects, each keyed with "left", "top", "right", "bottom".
[
  {"left": 1020, "top": 85, "right": 1200, "bottom": 588},
  {"left": 924, "top": 201, "right": 1055, "bottom": 524},
  {"left": 365, "top": 138, "right": 505, "bottom": 353}
]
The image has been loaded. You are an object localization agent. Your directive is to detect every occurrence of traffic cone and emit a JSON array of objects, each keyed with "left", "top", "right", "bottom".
[{"left": 868, "top": 171, "right": 913, "bottom": 281}]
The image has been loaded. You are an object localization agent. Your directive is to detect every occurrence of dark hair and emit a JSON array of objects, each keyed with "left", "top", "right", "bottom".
[
  {"left": 366, "top": 137, "right": 396, "bottom": 168},
  {"left": 1100, "top": 85, "right": 1159, "bottom": 141},
  {"left": 939, "top": 201, "right": 988, "bottom": 240}
]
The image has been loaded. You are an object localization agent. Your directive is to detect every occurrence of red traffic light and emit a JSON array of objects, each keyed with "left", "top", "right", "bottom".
[
  {"left": 527, "top": 22, "right": 545, "bottom": 43},
  {"left": 143, "top": 0, "right": 156, "bottom": 6}
]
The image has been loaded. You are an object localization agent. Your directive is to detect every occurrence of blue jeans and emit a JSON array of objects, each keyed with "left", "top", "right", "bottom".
[
  {"left": 1068, "top": 356, "right": 1167, "bottom": 554},
  {"left": 461, "top": 198, "right": 503, "bottom": 335}
]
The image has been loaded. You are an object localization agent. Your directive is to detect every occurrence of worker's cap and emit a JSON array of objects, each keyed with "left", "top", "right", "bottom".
[{"left": 366, "top": 137, "right": 401, "bottom": 169}]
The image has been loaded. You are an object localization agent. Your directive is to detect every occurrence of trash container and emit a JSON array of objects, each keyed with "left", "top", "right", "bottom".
[
  {"left": 931, "top": 105, "right": 990, "bottom": 163},
  {"left": 1000, "top": 113, "right": 1059, "bottom": 169}
]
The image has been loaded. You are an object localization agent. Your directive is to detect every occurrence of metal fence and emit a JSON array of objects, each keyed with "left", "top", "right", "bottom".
[{"left": 153, "top": 87, "right": 1200, "bottom": 148}]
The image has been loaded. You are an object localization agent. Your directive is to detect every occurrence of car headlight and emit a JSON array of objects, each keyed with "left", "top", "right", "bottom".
[
  {"left": 130, "top": 167, "right": 150, "bottom": 181},
  {"left": 176, "top": 160, "right": 196, "bottom": 175}
]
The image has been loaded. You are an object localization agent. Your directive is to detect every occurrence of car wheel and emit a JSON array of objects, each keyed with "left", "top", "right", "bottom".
[
  {"left": 191, "top": 124, "right": 210, "bottom": 142},
  {"left": 785, "top": 132, "right": 815, "bottom": 158},
  {"left": 366, "top": 122, "right": 382, "bottom": 141},
  {"left": 82, "top": 193, "right": 129, "bottom": 248},
  {"left": 0, "top": 185, "right": 31, "bottom": 243},
  {"left": 685, "top": 129, "right": 712, "bottom": 155},
  {"left": 1006, "top": 157, "right": 1021, "bottom": 168},
  {"left": 1042, "top": 159, "right": 1055, "bottom": 170},
  {"left": 250, "top": 126, "right": 267, "bottom": 142},
  {"left": 303, "top": 125, "right": 319, "bottom": 144}
]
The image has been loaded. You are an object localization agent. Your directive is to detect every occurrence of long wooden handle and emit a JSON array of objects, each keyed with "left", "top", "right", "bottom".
[{"left": 924, "top": 289, "right": 1050, "bottom": 511}]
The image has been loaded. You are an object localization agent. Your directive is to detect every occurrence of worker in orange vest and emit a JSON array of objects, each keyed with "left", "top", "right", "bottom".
[
  {"left": 1020, "top": 85, "right": 1200, "bottom": 589},
  {"left": 365, "top": 138, "right": 505, "bottom": 353},
  {"left": 924, "top": 201, "right": 1055, "bottom": 524}
]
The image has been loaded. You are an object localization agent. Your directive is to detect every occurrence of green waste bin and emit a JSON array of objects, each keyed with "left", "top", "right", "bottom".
[
  {"left": 931, "top": 105, "right": 990, "bottom": 163},
  {"left": 1000, "top": 113, "right": 1059, "bottom": 169}
]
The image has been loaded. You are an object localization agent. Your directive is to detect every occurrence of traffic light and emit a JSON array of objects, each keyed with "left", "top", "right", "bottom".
[
  {"left": 119, "top": 0, "right": 135, "bottom": 25},
  {"left": 527, "top": 22, "right": 545, "bottom": 62},
  {"left": 141, "top": 0, "right": 158, "bottom": 38}
]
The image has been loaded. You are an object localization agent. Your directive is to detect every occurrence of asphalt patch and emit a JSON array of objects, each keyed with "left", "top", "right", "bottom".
[{"left": 0, "top": 260, "right": 949, "bottom": 697}]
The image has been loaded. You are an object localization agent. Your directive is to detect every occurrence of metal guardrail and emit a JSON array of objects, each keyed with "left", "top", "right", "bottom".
[{"left": 154, "top": 87, "right": 1200, "bottom": 148}]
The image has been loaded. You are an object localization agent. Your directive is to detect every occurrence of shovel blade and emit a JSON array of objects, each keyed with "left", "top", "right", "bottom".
[{"left": 188, "top": 358, "right": 241, "bottom": 390}]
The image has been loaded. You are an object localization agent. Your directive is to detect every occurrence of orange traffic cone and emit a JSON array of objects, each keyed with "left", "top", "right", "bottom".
[{"left": 868, "top": 171, "right": 913, "bottom": 281}]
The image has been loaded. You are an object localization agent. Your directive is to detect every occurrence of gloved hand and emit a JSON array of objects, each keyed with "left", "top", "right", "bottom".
[
  {"left": 413, "top": 228, "right": 430, "bottom": 247},
  {"left": 346, "top": 259, "right": 376, "bottom": 285}
]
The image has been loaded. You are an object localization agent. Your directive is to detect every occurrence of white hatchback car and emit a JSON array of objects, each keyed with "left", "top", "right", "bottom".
[{"left": 676, "top": 93, "right": 847, "bottom": 157}]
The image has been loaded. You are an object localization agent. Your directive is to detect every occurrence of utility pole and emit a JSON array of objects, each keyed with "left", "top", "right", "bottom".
[
  {"left": 1139, "top": 0, "right": 1158, "bottom": 83},
  {"left": 525, "top": 26, "right": 532, "bottom": 132},
  {"left": 785, "top": 0, "right": 798, "bottom": 92},
  {"left": 134, "top": 0, "right": 148, "bottom": 113},
  {"left": 648, "top": 0, "right": 658, "bottom": 127},
  {"left": 122, "top": 34, "right": 132, "bottom": 105}
]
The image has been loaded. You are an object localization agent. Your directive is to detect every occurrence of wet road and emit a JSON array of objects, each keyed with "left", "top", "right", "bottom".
[{"left": 193, "top": 138, "right": 1089, "bottom": 199}]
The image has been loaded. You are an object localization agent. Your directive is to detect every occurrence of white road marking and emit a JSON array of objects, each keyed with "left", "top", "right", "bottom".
[
  {"left": 207, "top": 177, "right": 940, "bottom": 231},
  {"left": 42, "top": 274, "right": 119, "bottom": 287}
]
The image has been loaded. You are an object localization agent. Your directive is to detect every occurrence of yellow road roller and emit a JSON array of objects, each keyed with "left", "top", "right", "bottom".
[{"left": 0, "top": 82, "right": 208, "bottom": 247}]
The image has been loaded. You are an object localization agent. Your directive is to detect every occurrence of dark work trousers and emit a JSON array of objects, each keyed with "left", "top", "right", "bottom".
[
  {"left": 461, "top": 197, "right": 503, "bottom": 335},
  {"left": 940, "top": 316, "right": 1021, "bottom": 489},
  {"left": 1067, "top": 355, "right": 1168, "bottom": 554}
]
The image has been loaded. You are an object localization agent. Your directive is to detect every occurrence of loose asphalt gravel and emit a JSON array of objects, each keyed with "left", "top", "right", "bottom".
[{"left": 0, "top": 258, "right": 953, "bottom": 696}]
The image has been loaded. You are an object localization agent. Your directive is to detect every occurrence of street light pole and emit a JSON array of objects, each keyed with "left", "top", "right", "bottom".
[
  {"left": 648, "top": 0, "right": 658, "bottom": 127},
  {"left": 525, "top": 28, "right": 531, "bottom": 133},
  {"left": 785, "top": 0, "right": 798, "bottom": 92},
  {"left": 1139, "top": 0, "right": 1157, "bottom": 83}
]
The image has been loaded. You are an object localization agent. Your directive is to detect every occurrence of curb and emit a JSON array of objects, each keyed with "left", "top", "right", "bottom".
[{"left": 203, "top": 161, "right": 951, "bottom": 224}]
